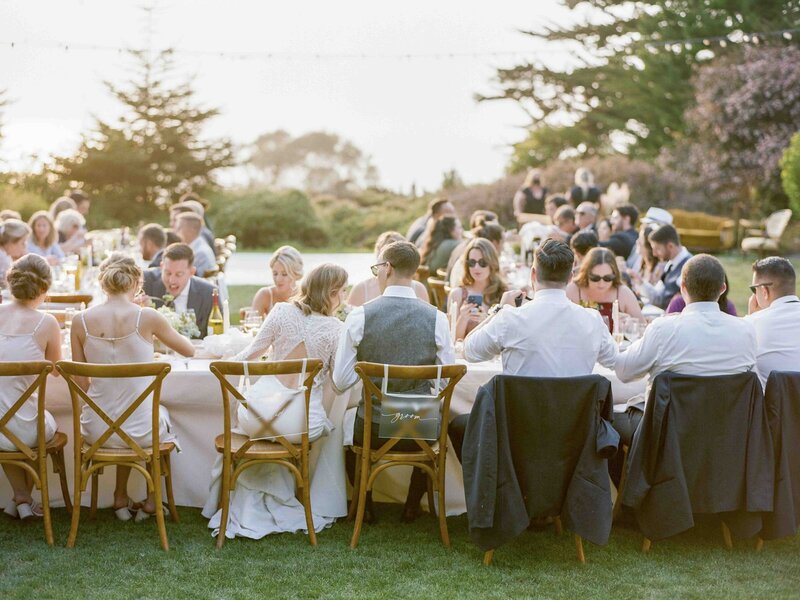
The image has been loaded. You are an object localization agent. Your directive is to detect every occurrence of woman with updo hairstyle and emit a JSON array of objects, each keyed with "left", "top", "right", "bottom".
[
  {"left": 0, "top": 219, "right": 32, "bottom": 290},
  {"left": 347, "top": 231, "right": 429, "bottom": 306},
  {"left": 0, "top": 254, "right": 62, "bottom": 519},
  {"left": 71, "top": 253, "right": 194, "bottom": 522},
  {"left": 250, "top": 245, "right": 305, "bottom": 317},
  {"left": 448, "top": 238, "right": 507, "bottom": 341},
  {"left": 27, "top": 211, "right": 65, "bottom": 265},
  {"left": 203, "top": 263, "right": 349, "bottom": 538}
]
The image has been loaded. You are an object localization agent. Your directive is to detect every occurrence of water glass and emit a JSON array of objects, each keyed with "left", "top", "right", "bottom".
[{"left": 242, "top": 309, "right": 263, "bottom": 335}]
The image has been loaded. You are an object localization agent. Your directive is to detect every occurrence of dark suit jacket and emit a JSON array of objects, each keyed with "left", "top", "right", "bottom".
[
  {"left": 143, "top": 269, "right": 216, "bottom": 338},
  {"left": 622, "top": 371, "right": 788, "bottom": 541},
  {"left": 650, "top": 251, "right": 692, "bottom": 309},
  {"left": 148, "top": 249, "right": 164, "bottom": 269},
  {"left": 462, "top": 374, "right": 617, "bottom": 551}
]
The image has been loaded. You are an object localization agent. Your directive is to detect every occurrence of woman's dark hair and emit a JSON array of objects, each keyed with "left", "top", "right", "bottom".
[
  {"left": 574, "top": 247, "right": 622, "bottom": 288},
  {"left": 420, "top": 216, "right": 458, "bottom": 265},
  {"left": 570, "top": 231, "right": 599, "bottom": 258},
  {"left": 472, "top": 222, "right": 504, "bottom": 245},
  {"left": 718, "top": 275, "right": 731, "bottom": 312}
]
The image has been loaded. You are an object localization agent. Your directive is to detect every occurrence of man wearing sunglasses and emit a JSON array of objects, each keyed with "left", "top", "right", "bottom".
[
  {"left": 744, "top": 257, "right": 800, "bottom": 389},
  {"left": 333, "top": 241, "right": 454, "bottom": 523}
]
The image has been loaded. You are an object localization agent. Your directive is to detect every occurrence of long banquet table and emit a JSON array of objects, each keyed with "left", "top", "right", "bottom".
[{"left": 0, "top": 357, "right": 646, "bottom": 517}]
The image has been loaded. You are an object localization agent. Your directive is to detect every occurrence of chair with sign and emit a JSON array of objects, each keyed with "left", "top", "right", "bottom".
[
  {"left": 57, "top": 361, "right": 177, "bottom": 551},
  {"left": 209, "top": 358, "right": 324, "bottom": 549},
  {"left": 348, "top": 361, "right": 467, "bottom": 549},
  {"left": 0, "top": 361, "right": 71, "bottom": 545}
]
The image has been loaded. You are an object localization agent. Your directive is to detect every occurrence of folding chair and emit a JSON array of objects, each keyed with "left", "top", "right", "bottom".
[
  {"left": 209, "top": 359, "right": 323, "bottom": 549},
  {"left": 0, "top": 361, "right": 70, "bottom": 545},
  {"left": 348, "top": 362, "right": 467, "bottom": 549},
  {"left": 57, "top": 361, "right": 177, "bottom": 551}
]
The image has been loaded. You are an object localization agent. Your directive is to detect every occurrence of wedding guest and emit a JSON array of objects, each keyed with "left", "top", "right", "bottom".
[
  {"left": 169, "top": 201, "right": 214, "bottom": 249},
  {"left": 469, "top": 210, "right": 498, "bottom": 228},
  {"left": 513, "top": 169, "right": 548, "bottom": 219},
  {"left": 164, "top": 228, "right": 181, "bottom": 246},
  {"left": 544, "top": 194, "right": 569, "bottom": 220},
  {"left": 570, "top": 231, "right": 599, "bottom": 268},
  {"left": 250, "top": 245, "right": 304, "bottom": 317},
  {"left": 744, "top": 257, "right": 800, "bottom": 389},
  {"left": 333, "top": 241, "right": 454, "bottom": 523},
  {"left": 566, "top": 247, "right": 643, "bottom": 332},
  {"left": 630, "top": 223, "right": 661, "bottom": 285},
  {"left": 452, "top": 240, "right": 617, "bottom": 460},
  {"left": 596, "top": 218, "right": 612, "bottom": 242},
  {"left": 71, "top": 254, "right": 194, "bottom": 521},
  {"left": 406, "top": 197, "right": 456, "bottom": 247},
  {"left": 138, "top": 223, "right": 167, "bottom": 268},
  {"left": 598, "top": 204, "right": 639, "bottom": 261},
  {"left": 551, "top": 205, "right": 579, "bottom": 243},
  {"left": 568, "top": 167, "right": 601, "bottom": 205},
  {"left": 142, "top": 243, "right": 216, "bottom": 337},
  {"left": 631, "top": 224, "right": 692, "bottom": 309},
  {"left": 68, "top": 189, "right": 91, "bottom": 218},
  {"left": 0, "top": 210, "right": 22, "bottom": 221},
  {"left": 447, "top": 221, "right": 504, "bottom": 285},
  {"left": 667, "top": 275, "right": 736, "bottom": 316},
  {"left": 55, "top": 208, "right": 87, "bottom": 256},
  {"left": 0, "top": 255, "right": 61, "bottom": 519},
  {"left": 420, "top": 216, "right": 462, "bottom": 274},
  {"left": 26, "top": 211, "right": 65, "bottom": 265},
  {"left": 347, "top": 232, "right": 428, "bottom": 306},
  {"left": 177, "top": 192, "right": 214, "bottom": 237},
  {"left": 48, "top": 196, "right": 77, "bottom": 220},
  {"left": 0, "top": 219, "right": 32, "bottom": 289},
  {"left": 202, "top": 264, "right": 349, "bottom": 538},
  {"left": 575, "top": 202, "right": 598, "bottom": 234},
  {"left": 614, "top": 255, "right": 756, "bottom": 452},
  {"left": 448, "top": 238, "right": 508, "bottom": 341},
  {"left": 630, "top": 207, "right": 673, "bottom": 271},
  {"left": 174, "top": 212, "right": 216, "bottom": 277}
]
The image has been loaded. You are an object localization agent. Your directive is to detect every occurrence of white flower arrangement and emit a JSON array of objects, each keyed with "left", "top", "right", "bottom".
[{"left": 156, "top": 295, "right": 200, "bottom": 339}]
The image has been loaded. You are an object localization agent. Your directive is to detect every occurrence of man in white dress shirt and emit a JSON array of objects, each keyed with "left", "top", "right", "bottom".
[
  {"left": 614, "top": 254, "right": 757, "bottom": 448},
  {"left": 175, "top": 212, "right": 216, "bottom": 277},
  {"left": 333, "top": 240, "right": 454, "bottom": 522},
  {"left": 744, "top": 257, "right": 800, "bottom": 388}
]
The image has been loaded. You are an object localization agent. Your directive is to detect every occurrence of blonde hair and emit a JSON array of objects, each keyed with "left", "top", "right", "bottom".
[
  {"left": 98, "top": 253, "right": 142, "bottom": 295},
  {"left": 460, "top": 238, "right": 507, "bottom": 305},
  {"left": 49, "top": 196, "right": 78, "bottom": 219},
  {"left": 176, "top": 211, "right": 203, "bottom": 234},
  {"left": 54, "top": 208, "right": 85, "bottom": 235},
  {"left": 373, "top": 231, "right": 405, "bottom": 257},
  {"left": 28, "top": 210, "right": 57, "bottom": 248},
  {"left": 0, "top": 219, "right": 32, "bottom": 247},
  {"left": 270, "top": 245, "right": 304, "bottom": 281},
  {"left": 293, "top": 263, "right": 348, "bottom": 316},
  {"left": 7, "top": 254, "right": 52, "bottom": 300}
]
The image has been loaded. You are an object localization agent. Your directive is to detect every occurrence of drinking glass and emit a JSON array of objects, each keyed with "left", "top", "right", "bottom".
[{"left": 242, "top": 309, "right": 263, "bottom": 335}]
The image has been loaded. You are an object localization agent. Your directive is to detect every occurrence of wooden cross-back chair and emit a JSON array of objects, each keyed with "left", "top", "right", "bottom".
[
  {"left": 45, "top": 293, "right": 93, "bottom": 306},
  {"left": 0, "top": 361, "right": 70, "bottom": 545},
  {"left": 209, "top": 359, "right": 324, "bottom": 549},
  {"left": 56, "top": 361, "right": 177, "bottom": 551},
  {"left": 348, "top": 361, "right": 467, "bottom": 549},
  {"left": 426, "top": 277, "right": 450, "bottom": 312}
]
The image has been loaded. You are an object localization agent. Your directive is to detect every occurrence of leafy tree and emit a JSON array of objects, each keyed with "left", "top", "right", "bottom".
[
  {"left": 684, "top": 45, "right": 800, "bottom": 214},
  {"left": 781, "top": 131, "right": 800, "bottom": 215},
  {"left": 52, "top": 49, "right": 234, "bottom": 225},
  {"left": 441, "top": 168, "right": 464, "bottom": 190},
  {"left": 248, "top": 130, "right": 379, "bottom": 194},
  {"left": 483, "top": 0, "right": 799, "bottom": 171}
]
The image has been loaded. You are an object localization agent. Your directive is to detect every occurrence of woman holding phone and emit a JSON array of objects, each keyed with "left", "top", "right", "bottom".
[{"left": 448, "top": 238, "right": 507, "bottom": 341}]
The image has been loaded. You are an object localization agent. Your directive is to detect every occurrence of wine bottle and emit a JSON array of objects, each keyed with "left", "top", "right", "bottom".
[{"left": 208, "top": 289, "right": 224, "bottom": 336}]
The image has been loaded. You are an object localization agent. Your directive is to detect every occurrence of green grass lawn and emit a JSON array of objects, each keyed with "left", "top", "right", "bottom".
[{"left": 2, "top": 505, "right": 799, "bottom": 599}]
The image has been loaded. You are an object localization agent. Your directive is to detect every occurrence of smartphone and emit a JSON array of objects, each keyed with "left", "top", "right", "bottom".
[{"left": 467, "top": 293, "right": 483, "bottom": 306}]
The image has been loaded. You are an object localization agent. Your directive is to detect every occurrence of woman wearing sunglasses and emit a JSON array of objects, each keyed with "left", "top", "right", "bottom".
[
  {"left": 567, "top": 247, "right": 643, "bottom": 332},
  {"left": 448, "top": 238, "right": 507, "bottom": 341}
]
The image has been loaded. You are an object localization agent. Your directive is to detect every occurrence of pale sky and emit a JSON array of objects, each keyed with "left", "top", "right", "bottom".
[{"left": 0, "top": 0, "right": 583, "bottom": 192}]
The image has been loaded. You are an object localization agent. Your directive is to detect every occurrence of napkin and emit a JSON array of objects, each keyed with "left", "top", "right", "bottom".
[{"left": 203, "top": 329, "right": 252, "bottom": 359}]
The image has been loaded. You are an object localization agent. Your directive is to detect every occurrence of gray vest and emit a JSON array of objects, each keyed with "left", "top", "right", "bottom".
[{"left": 356, "top": 295, "right": 438, "bottom": 418}]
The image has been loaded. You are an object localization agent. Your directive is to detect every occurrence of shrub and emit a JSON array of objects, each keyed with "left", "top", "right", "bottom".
[
  {"left": 0, "top": 183, "right": 49, "bottom": 219},
  {"left": 213, "top": 188, "right": 329, "bottom": 249},
  {"left": 781, "top": 131, "right": 800, "bottom": 216}
]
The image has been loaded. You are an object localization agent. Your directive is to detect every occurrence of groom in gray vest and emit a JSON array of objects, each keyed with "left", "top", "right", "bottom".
[{"left": 333, "top": 240, "right": 455, "bottom": 522}]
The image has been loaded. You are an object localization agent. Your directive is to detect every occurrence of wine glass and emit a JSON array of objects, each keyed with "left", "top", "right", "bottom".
[{"left": 242, "top": 309, "right": 263, "bottom": 335}]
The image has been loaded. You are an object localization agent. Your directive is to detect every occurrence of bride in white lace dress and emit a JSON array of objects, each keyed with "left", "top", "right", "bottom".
[{"left": 203, "top": 263, "right": 349, "bottom": 538}]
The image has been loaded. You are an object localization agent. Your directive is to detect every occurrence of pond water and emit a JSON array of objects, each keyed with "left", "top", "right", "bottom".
[{"left": 225, "top": 252, "right": 375, "bottom": 286}]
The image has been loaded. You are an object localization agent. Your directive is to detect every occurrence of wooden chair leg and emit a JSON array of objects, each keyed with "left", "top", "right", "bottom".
[
  {"left": 612, "top": 445, "right": 628, "bottom": 521},
  {"left": 642, "top": 537, "right": 652, "bottom": 553},
  {"left": 483, "top": 550, "right": 494, "bottom": 566},
  {"left": 436, "top": 468, "right": 450, "bottom": 547},
  {"left": 215, "top": 453, "right": 232, "bottom": 549},
  {"left": 151, "top": 459, "right": 169, "bottom": 552},
  {"left": 53, "top": 450, "right": 72, "bottom": 514},
  {"left": 89, "top": 471, "right": 98, "bottom": 520},
  {"left": 162, "top": 452, "right": 179, "bottom": 523},
  {"left": 301, "top": 453, "right": 317, "bottom": 547},
  {"left": 427, "top": 474, "right": 436, "bottom": 516},
  {"left": 349, "top": 454, "right": 370, "bottom": 549},
  {"left": 574, "top": 534, "right": 586, "bottom": 564},
  {"left": 66, "top": 460, "right": 83, "bottom": 548},
  {"left": 554, "top": 515, "right": 563, "bottom": 535},
  {"left": 721, "top": 521, "right": 733, "bottom": 549},
  {"left": 39, "top": 455, "right": 54, "bottom": 546},
  {"left": 347, "top": 454, "right": 361, "bottom": 521}
]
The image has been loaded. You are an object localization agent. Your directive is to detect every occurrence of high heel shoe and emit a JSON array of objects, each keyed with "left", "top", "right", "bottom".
[{"left": 134, "top": 505, "right": 169, "bottom": 523}]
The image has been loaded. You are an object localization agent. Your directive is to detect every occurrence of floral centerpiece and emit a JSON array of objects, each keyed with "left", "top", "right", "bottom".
[{"left": 156, "top": 294, "right": 200, "bottom": 339}]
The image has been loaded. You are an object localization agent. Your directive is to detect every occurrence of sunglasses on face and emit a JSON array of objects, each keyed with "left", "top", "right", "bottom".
[
  {"left": 467, "top": 258, "right": 489, "bottom": 268},
  {"left": 588, "top": 274, "right": 616, "bottom": 283},
  {"left": 370, "top": 261, "right": 389, "bottom": 277},
  {"left": 749, "top": 282, "right": 773, "bottom": 294}
]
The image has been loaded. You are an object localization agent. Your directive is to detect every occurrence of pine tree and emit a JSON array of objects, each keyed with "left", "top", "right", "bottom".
[
  {"left": 53, "top": 49, "right": 234, "bottom": 224},
  {"left": 482, "top": 1, "right": 799, "bottom": 171}
]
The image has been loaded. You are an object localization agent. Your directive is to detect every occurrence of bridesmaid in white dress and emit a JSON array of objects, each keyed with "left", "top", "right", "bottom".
[
  {"left": 0, "top": 254, "right": 62, "bottom": 519},
  {"left": 70, "top": 254, "right": 194, "bottom": 521},
  {"left": 203, "top": 263, "right": 348, "bottom": 539}
]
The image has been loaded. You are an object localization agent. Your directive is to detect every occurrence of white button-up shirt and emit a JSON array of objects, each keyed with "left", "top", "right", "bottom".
[
  {"left": 616, "top": 302, "right": 757, "bottom": 408},
  {"left": 744, "top": 295, "right": 800, "bottom": 389},
  {"left": 190, "top": 237, "right": 216, "bottom": 277},
  {"left": 464, "top": 288, "right": 618, "bottom": 376},
  {"left": 173, "top": 279, "right": 191, "bottom": 315},
  {"left": 332, "top": 285, "right": 454, "bottom": 393}
]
